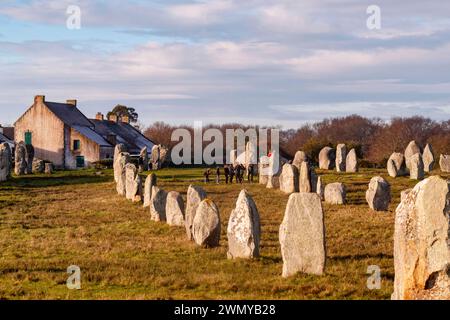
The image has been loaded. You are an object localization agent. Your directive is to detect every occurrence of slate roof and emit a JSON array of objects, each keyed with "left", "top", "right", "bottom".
[
  {"left": 90, "top": 119, "right": 155, "bottom": 155},
  {"left": 45, "top": 102, "right": 93, "bottom": 127},
  {"left": 72, "top": 125, "right": 112, "bottom": 147}
]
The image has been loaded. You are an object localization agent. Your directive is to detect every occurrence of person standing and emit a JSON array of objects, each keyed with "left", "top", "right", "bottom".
[
  {"left": 204, "top": 168, "right": 211, "bottom": 183},
  {"left": 247, "top": 164, "right": 254, "bottom": 183},
  {"left": 229, "top": 166, "right": 235, "bottom": 184},
  {"left": 215, "top": 167, "right": 220, "bottom": 184},
  {"left": 224, "top": 165, "right": 230, "bottom": 184}
]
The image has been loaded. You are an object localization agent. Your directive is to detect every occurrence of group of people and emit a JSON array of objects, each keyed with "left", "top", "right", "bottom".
[{"left": 203, "top": 164, "right": 255, "bottom": 184}]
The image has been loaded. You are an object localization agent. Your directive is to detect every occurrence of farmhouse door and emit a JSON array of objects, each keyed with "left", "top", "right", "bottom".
[{"left": 76, "top": 156, "right": 85, "bottom": 168}]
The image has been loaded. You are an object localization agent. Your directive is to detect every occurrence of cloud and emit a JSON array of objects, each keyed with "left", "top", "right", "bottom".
[{"left": 1, "top": 1, "right": 450, "bottom": 128}]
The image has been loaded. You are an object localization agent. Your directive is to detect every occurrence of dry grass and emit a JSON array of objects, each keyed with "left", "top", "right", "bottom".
[{"left": 0, "top": 167, "right": 448, "bottom": 300}]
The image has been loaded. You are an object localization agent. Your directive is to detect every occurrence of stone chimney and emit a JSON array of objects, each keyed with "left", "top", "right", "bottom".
[
  {"left": 121, "top": 115, "right": 130, "bottom": 124},
  {"left": 66, "top": 99, "right": 77, "bottom": 107},
  {"left": 34, "top": 95, "right": 45, "bottom": 104},
  {"left": 108, "top": 114, "right": 118, "bottom": 122},
  {"left": 96, "top": 112, "right": 104, "bottom": 121}
]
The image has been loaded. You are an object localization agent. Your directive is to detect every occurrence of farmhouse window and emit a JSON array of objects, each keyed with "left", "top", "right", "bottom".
[{"left": 73, "top": 140, "right": 81, "bottom": 151}]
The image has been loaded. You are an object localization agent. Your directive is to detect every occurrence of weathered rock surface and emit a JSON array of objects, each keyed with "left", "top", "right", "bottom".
[
  {"left": 316, "top": 176, "right": 324, "bottom": 200},
  {"left": 150, "top": 186, "right": 167, "bottom": 222},
  {"left": 14, "top": 142, "right": 27, "bottom": 176},
  {"left": 366, "top": 176, "right": 391, "bottom": 211},
  {"left": 324, "top": 183, "right": 346, "bottom": 205},
  {"left": 125, "top": 163, "right": 139, "bottom": 201},
  {"left": 439, "top": 154, "right": 450, "bottom": 173},
  {"left": 404, "top": 140, "right": 421, "bottom": 170},
  {"left": 44, "top": 163, "right": 53, "bottom": 174},
  {"left": 387, "top": 153, "right": 408, "bottom": 178},
  {"left": 335, "top": 144, "right": 347, "bottom": 172},
  {"left": 392, "top": 176, "right": 450, "bottom": 300},
  {"left": 279, "top": 193, "right": 326, "bottom": 277},
  {"left": 166, "top": 191, "right": 185, "bottom": 227},
  {"left": 227, "top": 190, "right": 261, "bottom": 259},
  {"left": 293, "top": 151, "right": 308, "bottom": 170},
  {"left": 319, "top": 147, "right": 335, "bottom": 170},
  {"left": 266, "top": 175, "right": 280, "bottom": 189},
  {"left": 25, "top": 144, "right": 34, "bottom": 174},
  {"left": 115, "top": 153, "right": 130, "bottom": 196},
  {"left": 113, "top": 144, "right": 127, "bottom": 183},
  {"left": 409, "top": 153, "right": 424, "bottom": 180},
  {"left": 32, "top": 159, "right": 45, "bottom": 174},
  {"left": 143, "top": 173, "right": 157, "bottom": 208},
  {"left": 0, "top": 143, "right": 11, "bottom": 182},
  {"left": 299, "top": 161, "right": 317, "bottom": 193},
  {"left": 185, "top": 185, "right": 207, "bottom": 240},
  {"left": 192, "top": 199, "right": 221, "bottom": 248},
  {"left": 422, "top": 144, "right": 435, "bottom": 172},
  {"left": 139, "top": 147, "right": 149, "bottom": 172},
  {"left": 346, "top": 148, "right": 358, "bottom": 173},
  {"left": 279, "top": 164, "right": 299, "bottom": 194},
  {"left": 400, "top": 189, "right": 412, "bottom": 202}
]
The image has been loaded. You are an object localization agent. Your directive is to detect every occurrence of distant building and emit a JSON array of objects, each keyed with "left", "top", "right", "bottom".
[
  {"left": 14, "top": 95, "right": 155, "bottom": 169},
  {"left": 0, "top": 125, "right": 14, "bottom": 149}
]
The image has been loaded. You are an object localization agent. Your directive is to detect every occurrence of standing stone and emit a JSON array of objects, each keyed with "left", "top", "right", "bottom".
[
  {"left": 439, "top": 154, "right": 450, "bottom": 173},
  {"left": 346, "top": 148, "right": 358, "bottom": 173},
  {"left": 143, "top": 173, "right": 157, "bottom": 208},
  {"left": 266, "top": 175, "right": 280, "bottom": 189},
  {"left": 192, "top": 199, "right": 221, "bottom": 248},
  {"left": 316, "top": 176, "right": 324, "bottom": 200},
  {"left": 151, "top": 145, "right": 161, "bottom": 170},
  {"left": 25, "top": 144, "right": 34, "bottom": 174},
  {"left": 392, "top": 176, "right": 450, "bottom": 300},
  {"left": 293, "top": 151, "right": 308, "bottom": 170},
  {"left": 299, "top": 161, "right": 316, "bottom": 193},
  {"left": 324, "top": 183, "right": 346, "bottom": 205},
  {"left": 319, "top": 147, "right": 335, "bottom": 170},
  {"left": 125, "top": 163, "right": 138, "bottom": 200},
  {"left": 410, "top": 153, "right": 424, "bottom": 180},
  {"left": 150, "top": 186, "right": 167, "bottom": 222},
  {"left": 387, "top": 153, "right": 408, "bottom": 178},
  {"left": 139, "top": 147, "right": 149, "bottom": 172},
  {"left": 404, "top": 140, "right": 421, "bottom": 170},
  {"left": 185, "top": 185, "right": 207, "bottom": 240},
  {"left": 335, "top": 144, "right": 347, "bottom": 172},
  {"left": 279, "top": 193, "right": 326, "bottom": 277},
  {"left": 131, "top": 175, "right": 143, "bottom": 203},
  {"left": 116, "top": 153, "right": 130, "bottom": 196},
  {"left": 14, "top": 142, "right": 27, "bottom": 176},
  {"left": 422, "top": 144, "right": 435, "bottom": 172},
  {"left": 400, "top": 189, "right": 412, "bottom": 202},
  {"left": 32, "top": 159, "right": 45, "bottom": 174},
  {"left": 159, "top": 146, "right": 169, "bottom": 167},
  {"left": 365, "top": 176, "right": 391, "bottom": 211},
  {"left": 245, "top": 141, "right": 257, "bottom": 171},
  {"left": 258, "top": 158, "right": 270, "bottom": 185},
  {"left": 0, "top": 143, "right": 11, "bottom": 182},
  {"left": 44, "top": 163, "right": 54, "bottom": 174},
  {"left": 113, "top": 144, "right": 127, "bottom": 183},
  {"left": 227, "top": 190, "right": 261, "bottom": 259},
  {"left": 166, "top": 191, "right": 185, "bottom": 227},
  {"left": 279, "top": 164, "right": 299, "bottom": 194}
]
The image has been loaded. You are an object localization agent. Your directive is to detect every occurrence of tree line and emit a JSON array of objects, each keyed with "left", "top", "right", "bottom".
[{"left": 143, "top": 115, "right": 450, "bottom": 167}]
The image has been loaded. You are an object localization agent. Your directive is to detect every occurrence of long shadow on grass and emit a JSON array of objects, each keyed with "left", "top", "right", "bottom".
[
  {"left": 0, "top": 173, "right": 111, "bottom": 189},
  {"left": 329, "top": 253, "right": 393, "bottom": 262}
]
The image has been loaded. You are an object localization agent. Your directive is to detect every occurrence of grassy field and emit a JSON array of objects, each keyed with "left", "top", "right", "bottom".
[{"left": 0, "top": 167, "right": 448, "bottom": 300}]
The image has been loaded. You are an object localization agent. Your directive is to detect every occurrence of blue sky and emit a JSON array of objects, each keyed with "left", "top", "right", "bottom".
[{"left": 1, "top": 0, "right": 450, "bottom": 128}]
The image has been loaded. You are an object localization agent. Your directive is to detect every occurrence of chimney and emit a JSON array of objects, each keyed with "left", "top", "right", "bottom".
[
  {"left": 34, "top": 95, "right": 45, "bottom": 104},
  {"left": 66, "top": 99, "right": 77, "bottom": 107},
  {"left": 96, "top": 112, "right": 104, "bottom": 121},
  {"left": 121, "top": 115, "right": 130, "bottom": 124},
  {"left": 108, "top": 114, "right": 118, "bottom": 122}
]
